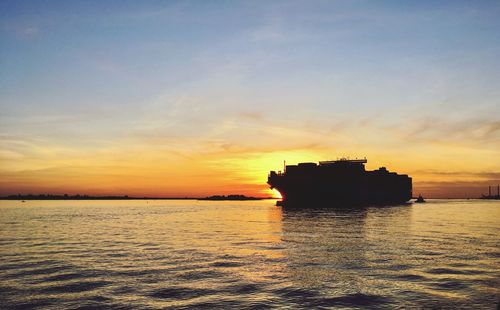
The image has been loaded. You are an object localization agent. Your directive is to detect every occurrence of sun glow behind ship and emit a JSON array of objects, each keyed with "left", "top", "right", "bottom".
[{"left": 272, "top": 189, "right": 282, "bottom": 199}]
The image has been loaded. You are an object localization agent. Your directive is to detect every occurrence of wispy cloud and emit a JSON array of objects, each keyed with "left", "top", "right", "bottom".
[{"left": 413, "top": 169, "right": 500, "bottom": 180}]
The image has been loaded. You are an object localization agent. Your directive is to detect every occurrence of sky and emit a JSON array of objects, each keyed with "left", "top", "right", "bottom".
[{"left": 1, "top": 0, "right": 499, "bottom": 198}]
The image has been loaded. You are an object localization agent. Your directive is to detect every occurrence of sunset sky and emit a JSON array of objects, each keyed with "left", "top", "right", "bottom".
[{"left": 1, "top": 1, "right": 499, "bottom": 198}]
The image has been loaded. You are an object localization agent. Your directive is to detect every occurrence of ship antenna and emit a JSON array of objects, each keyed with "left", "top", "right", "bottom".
[{"left": 284, "top": 160, "right": 286, "bottom": 173}]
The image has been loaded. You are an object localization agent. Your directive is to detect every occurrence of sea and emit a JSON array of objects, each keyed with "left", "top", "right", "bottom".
[{"left": 0, "top": 199, "right": 499, "bottom": 309}]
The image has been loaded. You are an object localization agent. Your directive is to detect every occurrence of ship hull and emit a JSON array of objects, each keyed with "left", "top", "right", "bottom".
[{"left": 272, "top": 184, "right": 411, "bottom": 208}]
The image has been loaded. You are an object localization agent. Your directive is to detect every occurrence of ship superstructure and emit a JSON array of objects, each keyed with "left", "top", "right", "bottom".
[{"left": 268, "top": 158, "right": 412, "bottom": 207}]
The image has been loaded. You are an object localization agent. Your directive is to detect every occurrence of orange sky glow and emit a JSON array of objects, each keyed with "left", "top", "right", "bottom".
[{"left": 1, "top": 138, "right": 499, "bottom": 198}]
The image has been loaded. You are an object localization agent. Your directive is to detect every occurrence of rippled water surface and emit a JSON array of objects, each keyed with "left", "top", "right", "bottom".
[{"left": 0, "top": 199, "right": 499, "bottom": 309}]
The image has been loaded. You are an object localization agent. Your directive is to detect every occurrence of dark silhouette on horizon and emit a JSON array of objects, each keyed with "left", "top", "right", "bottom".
[
  {"left": 415, "top": 194, "right": 426, "bottom": 203},
  {"left": 1, "top": 193, "right": 272, "bottom": 201},
  {"left": 481, "top": 185, "right": 500, "bottom": 200},
  {"left": 198, "top": 194, "right": 263, "bottom": 201},
  {"left": 0, "top": 194, "right": 195, "bottom": 200},
  {"left": 268, "top": 158, "right": 412, "bottom": 208}
]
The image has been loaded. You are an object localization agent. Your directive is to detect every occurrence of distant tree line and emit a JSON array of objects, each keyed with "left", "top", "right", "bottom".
[
  {"left": 1, "top": 194, "right": 130, "bottom": 200},
  {"left": 1, "top": 194, "right": 269, "bottom": 200},
  {"left": 199, "top": 194, "right": 262, "bottom": 200}
]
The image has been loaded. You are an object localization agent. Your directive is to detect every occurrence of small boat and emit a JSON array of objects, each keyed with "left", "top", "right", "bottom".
[{"left": 415, "top": 195, "right": 425, "bottom": 203}]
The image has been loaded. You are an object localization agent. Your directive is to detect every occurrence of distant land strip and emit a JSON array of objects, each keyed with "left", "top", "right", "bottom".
[
  {"left": 198, "top": 195, "right": 264, "bottom": 201},
  {"left": 0, "top": 194, "right": 273, "bottom": 200}
]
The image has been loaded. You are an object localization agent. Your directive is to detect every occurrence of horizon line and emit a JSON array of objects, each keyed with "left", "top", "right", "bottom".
[
  {"left": 0, "top": 193, "right": 492, "bottom": 200},
  {"left": 0, "top": 193, "right": 277, "bottom": 200}
]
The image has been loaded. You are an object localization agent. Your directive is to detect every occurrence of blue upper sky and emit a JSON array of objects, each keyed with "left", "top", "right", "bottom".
[{"left": 2, "top": 1, "right": 499, "bottom": 120}]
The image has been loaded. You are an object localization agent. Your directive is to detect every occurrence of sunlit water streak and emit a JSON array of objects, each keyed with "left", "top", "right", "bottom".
[{"left": 0, "top": 199, "right": 499, "bottom": 309}]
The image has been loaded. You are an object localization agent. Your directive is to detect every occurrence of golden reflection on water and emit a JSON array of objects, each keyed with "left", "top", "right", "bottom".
[
  {"left": 0, "top": 199, "right": 499, "bottom": 308},
  {"left": 276, "top": 200, "right": 499, "bottom": 304}
]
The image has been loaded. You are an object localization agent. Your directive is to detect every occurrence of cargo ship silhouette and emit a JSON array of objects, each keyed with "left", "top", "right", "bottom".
[{"left": 268, "top": 158, "right": 412, "bottom": 207}]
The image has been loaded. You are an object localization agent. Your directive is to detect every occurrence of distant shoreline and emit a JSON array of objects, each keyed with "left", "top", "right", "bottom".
[
  {"left": 0, "top": 194, "right": 275, "bottom": 200},
  {"left": 198, "top": 195, "right": 264, "bottom": 201}
]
